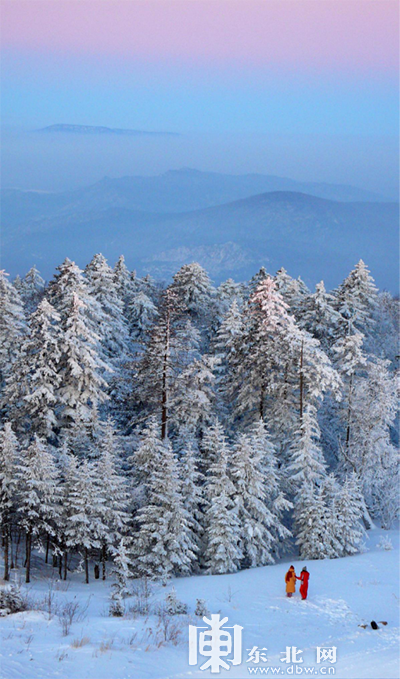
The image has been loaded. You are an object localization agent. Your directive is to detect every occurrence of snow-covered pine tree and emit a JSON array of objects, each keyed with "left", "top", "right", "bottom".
[
  {"left": 113, "top": 255, "right": 132, "bottom": 305},
  {"left": 334, "top": 259, "right": 378, "bottom": 335},
  {"left": 17, "top": 435, "right": 60, "bottom": 582},
  {"left": 288, "top": 407, "right": 341, "bottom": 559},
  {"left": 20, "top": 265, "right": 45, "bottom": 314},
  {"left": 94, "top": 417, "right": 129, "bottom": 578},
  {"left": 126, "top": 290, "right": 158, "bottom": 343},
  {"left": 170, "top": 262, "right": 214, "bottom": 329},
  {"left": 334, "top": 473, "right": 366, "bottom": 556},
  {"left": 134, "top": 288, "right": 188, "bottom": 438},
  {"left": 246, "top": 266, "right": 268, "bottom": 298},
  {"left": 85, "top": 253, "right": 129, "bottom": 360},
  {"left": 0, "top": 270, "right": 26, "bottom": 392},
  {"left": 111, "top": 537, "right": 132, "bottom": 602},
  {"left": 287, "top": 405, "right": 328, "bottom": 491},
  {"left": 249, "top": 419, "right": 292, "bottom": 555},
  {"left": 4, "top": 299, "right": 62, "bottom": 440},
  {"left": 333, "top": 330, "right": 367, "bottom": 459},
  {"left": 233, "top": 276, "right": 291, "bottom": 423},
  {"left": 63, "top": 455, "right": 105, "bottom": 583},
  {"left": 133, "top": 437, "right": 197, "bottom": 580},
  {"left": 297, "top": 281, "right": 342, "bottom": 351},
  {"left": 47, "top": 258, "right": 103, "bottom": 332},
  {"left": 0, "top": 423, "right": 19, "bottom": 580},
  {"left": 215, "top": 278, "right": 243, "bottom": 316},
  {"left": 178, "top": 434, "right": 204, "bottom": 558},
  {"left": 57, "top": 292, "right": 109, "bottom": 431},
  {"left": 345, "top": 357, "right": 399, "bottom": 527},
  {"left": 202, "top": 420, "right": 242, "bottom": 574},
  {"left": 230, "top": 432, "right": 277, "bottom": 567},
  {"left": 274, "top": 267, "right": 309, "bottom": 315},
  {"left": 171, "top": 354, "right": 217, "bottom": 436},
  {"left": 294, "top": 482, "right": 337, "bottom": 560},
  {"left": 213, "top": 299, "right": 243, "bottom": 422}
]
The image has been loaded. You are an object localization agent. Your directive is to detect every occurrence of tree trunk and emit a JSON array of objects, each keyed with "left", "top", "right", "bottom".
[
  {"left": 345, "top": 374, "right": 354, "bottom": 449},
  {"left": 102, "top": 544, "right": 107, "bottom": 580},
  {"left": 63, "top": 551, "right": 68, "bottom": 581},
  {"left": 58, "top": 554, "right": 62, "bottom": 579},
  {"left": 161, "top": 307, "right": 171, "bottom": 439},
  {"left": 3, "top": 527, "right": 9, "bottom": 581},
  {"left": 45, "top": 535, "right": 50, "bottom": 564},
  {"left": 10, "top": 529, "right": 14, "bottom": 570},
  {"left": 259, "top": 385, "right": 264, "bottom": 420},
  {"left": 299, "top": 340, "right": 304, "bottom": 422},
  {"left": 25, "top": 530, "right": 32, "bottom": 584},
  {"left": 84, "top": 547, "right": 89, "bottom": 584}
]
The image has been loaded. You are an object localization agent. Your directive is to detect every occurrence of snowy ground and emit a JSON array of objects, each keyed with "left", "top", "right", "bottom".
[{"left": 0, "top": 528, "right": 399, "bottom": 679}]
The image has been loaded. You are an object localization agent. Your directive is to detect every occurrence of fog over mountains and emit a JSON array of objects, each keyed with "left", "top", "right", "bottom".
[{"left": 1, "top": 169, "right": 398, "bottom": 290}]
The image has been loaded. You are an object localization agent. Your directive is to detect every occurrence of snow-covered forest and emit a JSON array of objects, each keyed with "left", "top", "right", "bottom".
[{"left": 0, "top": 255, "right": 398, "bottom": 597}]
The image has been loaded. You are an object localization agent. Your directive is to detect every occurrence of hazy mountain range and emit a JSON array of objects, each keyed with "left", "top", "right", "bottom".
[
  {"left": 1, "top": 169, "right": 398, "bottom": 290},
  {"left": 39, "top": 124, "right": 180, "bottom": 137}
]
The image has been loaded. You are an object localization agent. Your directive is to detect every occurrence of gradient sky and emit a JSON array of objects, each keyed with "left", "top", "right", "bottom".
[{"left": 1, "top": 0, "right": 399, "bottom": 195}]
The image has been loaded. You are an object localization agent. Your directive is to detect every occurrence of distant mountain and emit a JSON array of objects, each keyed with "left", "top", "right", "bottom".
[
  {"left": 75, "top": 168, "right": 389, "bottom": 208},
  {"left": 1, "top": 187, "right": 398, "bottom": 291},
  {"left": 39, "top": 124, "right": 179, "bottom": 136}
]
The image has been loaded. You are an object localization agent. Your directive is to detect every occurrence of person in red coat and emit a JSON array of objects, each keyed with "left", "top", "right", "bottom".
[{"left": 297, "top": 566, "right": 310, "bottom": 600}]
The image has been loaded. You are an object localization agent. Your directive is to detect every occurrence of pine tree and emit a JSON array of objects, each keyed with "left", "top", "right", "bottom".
[
  {"left": 17, "top": 436, "right": 60, "bottom": 582},
  {"left": 170, "top": 262, "right": 213, "bottom": 326},
  {"left": 274, "top": 267, "right": 308, "bottom": 313},
  {"left": 230, "top": 432, "right": 277, "bottom": 567},
  {"left": 345, "top": 357, "right": 399, "bottom": 526},
  {"left": 214, "top": 299, "right": 243, "bottom": 420},
  {"left": 57, "top": 292, "right": 109, "bottom": 430},
  {"left": 126, "top": 290, "right": 158, "bottom": 343},
  {"left": 178, "top": 436, "right": 204, "bottom": 556},
  {"left": 334, "top": 259, "right": 378, "bottom": 335},
  {"left": 0, "top": 270, "right": 26, "bottom": 391},
  {"left": 113, "top": 255, "right": 132, "bottom": 304},
  {"left": 202, "top": 420, "right": 242, "bottom": 574},
  {"left": 334, "top": 474, "right": 366, "bottom": 556},
  {"left": 134, "top": 288, "right": 188, "bottom": 438},
  {"left": 4, "top": 299, "right": 62, "bottom": 440},
  {"left": 0, "top": 423, "right": 19, "bottom": 580},
  {"left": 333, "top": 331, "right": 367, "bottom": 460},
  {"left": 233, "top": 276, "right": 291, "bottom": 423},
  {"left": 249, "top": 419, "right": 292, "bottom": 554},
  {"left": 20, "top": 265, "right": 45, "bottom": 313},
  {"left": 85, "top": 253, "right": 129, "bottom": 359},
  {"left": 47, "top": 258, "right": 103, "bottom": 331},
  {"left": 95, "top": 418, "right": 129, "bottom": 578},
  {"left": 294, "top": 483, "right": 336, "bottom": 560},
  {"left": 297, "top": 281, "right": 342, "bottom": 350},
  {"left": 287, "top": 406, "right": 327, "bottom": 491},
  {"left": 63, "top": 455, "right": 104, "bottom": 583},
  {"left": 133, "top": 437, "right": 196, "bottom": 580},
  {"left": 171, "top": 354, "right": 217, "bottom": 435},
  {"left": 111, "top": 537, "right": 132, "bottom": 601}
]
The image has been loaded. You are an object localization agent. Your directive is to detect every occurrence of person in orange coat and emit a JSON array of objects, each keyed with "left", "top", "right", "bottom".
[
  {"left": 285, "top": 565, "right": 296, "bottom": 597},
  {"left": 296, "top": 566, "right": 310, "bottom": 600}
]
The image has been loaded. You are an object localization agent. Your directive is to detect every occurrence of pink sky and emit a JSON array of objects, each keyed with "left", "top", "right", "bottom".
[{"left": 1, "top": 0, "right": 398, "bottom": 73}]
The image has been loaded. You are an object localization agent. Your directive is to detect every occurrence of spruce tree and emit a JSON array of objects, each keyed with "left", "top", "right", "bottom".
[
  {"left": 85, "top": 253, "right": 129, "bottom": 360},
  {"left": 4, "top": 299, "right": 62, "bottom": 440},
  {"left": 0, "top": 270, "right": 26, "bottom": 391},
  {"left": 0, "top": 423, "right": 19, "bottom": 580},
  {"left": 133, "top": 437, "right": 196, "bottom": 580},
  {"left": 17, "top": 436, "right": 60, "bottom": 582},
  {"left": 202, "top": 421, "right": 242, "bottom": 574}
]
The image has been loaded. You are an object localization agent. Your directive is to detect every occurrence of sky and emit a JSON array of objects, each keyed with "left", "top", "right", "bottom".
[{"left": 1, "top": 0, "right": 399, "bottom": 196}]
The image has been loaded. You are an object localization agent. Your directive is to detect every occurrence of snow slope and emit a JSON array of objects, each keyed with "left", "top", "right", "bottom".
[{"left": 0, "top": 528, "right": 399, "bottom": 679}]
